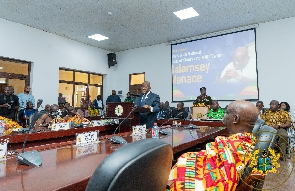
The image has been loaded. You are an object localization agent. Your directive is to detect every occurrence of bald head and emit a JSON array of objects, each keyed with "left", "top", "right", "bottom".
[
  {"left": 141, "top": 81, "right": 151, "bottom": 94},
  {"left": 223, "top": 100, "right": 258, "bottom": 135}
]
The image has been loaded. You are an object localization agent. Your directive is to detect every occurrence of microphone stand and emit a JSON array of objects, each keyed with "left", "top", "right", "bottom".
[{"left": 109, "top": 106, "right": 138, "bottom": 144}]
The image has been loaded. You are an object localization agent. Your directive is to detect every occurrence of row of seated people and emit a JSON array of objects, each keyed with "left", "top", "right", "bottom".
[{"left": 157, "top": 100, "right": 225, "bottom": 120}]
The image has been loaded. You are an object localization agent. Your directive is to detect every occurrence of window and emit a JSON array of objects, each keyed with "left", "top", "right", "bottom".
[{"left": 59, "top": 68, "right": 103, "bottom": 107}]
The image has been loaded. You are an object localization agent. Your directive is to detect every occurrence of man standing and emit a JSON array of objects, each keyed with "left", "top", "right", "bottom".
[
  {"left": 93, "top": 95, "right": 104, "bottom": 116},
  {"left": 172, "top": 102, "right": 188, "bottom": 119},
  {"left": 18, "top": 85, "right": 35, "bottom": 111},
  {"left": 193, "top": 87, "right": 212, "bottom": 107},
  {"left": 261, "top": 100, "right": 291, "bottom": 159},
  {"left": 106, "top": 90, "right": 121, "bottom": 104},
  {"left": 134, "top": 81, "right": 160, "bottom": 128},
  {"left": 0, "top": 86, "right": 19, "bottom": 120}
]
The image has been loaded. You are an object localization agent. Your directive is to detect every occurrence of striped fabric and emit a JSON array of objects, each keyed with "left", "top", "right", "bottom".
[{"left": 169, "top": 133, "right": 256, "bottom": 191}]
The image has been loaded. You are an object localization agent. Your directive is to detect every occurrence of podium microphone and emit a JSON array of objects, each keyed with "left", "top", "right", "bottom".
[
  {"left": 159, "top": 112, "right": 183, "bottom": 135},
  {"left": 109, "top": 105, "right": 138, "bottom": 144},
  {"left": 17, "top": 130, "right": 42, "bottom": 167}
]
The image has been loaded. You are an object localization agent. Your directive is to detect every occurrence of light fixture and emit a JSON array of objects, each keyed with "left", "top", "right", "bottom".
[
  {"left": 88, "top": 34, "right": 109, "bottom": 41},
  {"left": 0, "top": 67, "right": 3, "bottom": 70},
  {"left": 173, "top": 7, "right": 199, "bottom": 20}
]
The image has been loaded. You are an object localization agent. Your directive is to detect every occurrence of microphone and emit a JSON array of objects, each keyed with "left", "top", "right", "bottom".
[
  {"left": 184, "top": 118, "right": 199, "bottom": 129},
  {"left": 109, "top": 105, "right": 138, "bottom": 144},
  {"left": 17, "top": 129, "right": 42, "bottom": 166},
  {"left": 159, "top": 112, "right": 183, "bottom": 135}
]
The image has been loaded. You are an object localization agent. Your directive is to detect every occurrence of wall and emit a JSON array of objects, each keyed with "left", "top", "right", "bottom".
[{"left": 1, "top": 16, "right": 295, "bottom": 112}]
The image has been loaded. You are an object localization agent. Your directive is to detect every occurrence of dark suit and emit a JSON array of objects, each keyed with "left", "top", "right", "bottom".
[
  {"left": 172, "top": 108, "right": 188, "bottom": 119},
  {"left": 134, "top": 91, "right": 160, "bottom": 128}
]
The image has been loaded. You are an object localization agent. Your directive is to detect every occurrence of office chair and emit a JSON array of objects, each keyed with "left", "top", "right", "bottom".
[{"left": 86, "top": 139, "right": 173, "bottom": 191}]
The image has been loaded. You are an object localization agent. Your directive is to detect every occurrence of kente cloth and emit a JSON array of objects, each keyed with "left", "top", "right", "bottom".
[
  {"left": 261, "top": 109, "right": 291, "bottom": 126},
  {"left": 169, "top": 133, "right": 256, "bottom": 191},
  {"left": 207, "top": 108, "right": 225, "bottom": 119}
]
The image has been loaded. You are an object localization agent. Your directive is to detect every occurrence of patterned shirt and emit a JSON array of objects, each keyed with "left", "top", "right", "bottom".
[
  {"left": 88, "top": 107, "right": 99, "bottom": 117},
  {"left": 169, "top": 133, "right": 256, "bottom": 191},
  {"left": 261, "top": 109, "right": 291, "bottom": 126},
  {"left": 193, "top": 95, "right": 212, "bottom": 107},
  {"left": 207, "top": 108, "right": 225, "bottom": 119}
]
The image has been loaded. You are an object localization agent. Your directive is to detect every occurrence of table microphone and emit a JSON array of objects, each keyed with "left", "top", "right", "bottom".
[
  {"left": 17, "top": 129, "right": 42, "bottom": 167},
  {"left": 159, "top": 112, "right": 183, "bottom": 135},
  {"left": 109, "top": 105, "right": 138, "bottom": 144}
]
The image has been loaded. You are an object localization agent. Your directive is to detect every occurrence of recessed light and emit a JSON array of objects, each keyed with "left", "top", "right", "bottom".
[
  {"left": 88, "top": 34, "right": 109, "bottom": 41},
  {"left": 173, "top": 7, "right": 199, "bottom": 20}
]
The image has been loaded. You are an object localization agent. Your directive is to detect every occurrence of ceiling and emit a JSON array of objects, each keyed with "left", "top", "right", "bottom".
[{"left": 1, "top": 0, "right": 295, "bottom": 52}]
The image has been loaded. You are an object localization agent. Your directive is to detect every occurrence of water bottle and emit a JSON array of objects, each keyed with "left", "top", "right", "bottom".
[
  {"left": 0, "top": 120, "right": 5, "bottom": 134},
  {"left": 152, "top": 122, "right": 159, "bottom": 139}
]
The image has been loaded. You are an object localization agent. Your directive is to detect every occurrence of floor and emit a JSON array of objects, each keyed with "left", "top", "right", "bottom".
[{"left": 262, "top": 155, "right": 295, "bottom": 191}]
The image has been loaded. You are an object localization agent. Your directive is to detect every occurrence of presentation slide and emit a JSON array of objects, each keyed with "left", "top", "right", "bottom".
[{"left": 172, "top": 29, "right": 258, "bottom": 102}]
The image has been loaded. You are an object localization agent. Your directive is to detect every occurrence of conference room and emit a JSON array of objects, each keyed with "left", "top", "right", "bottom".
[{"left": 1, "top": 0, "right": 295, "bottom": 190}]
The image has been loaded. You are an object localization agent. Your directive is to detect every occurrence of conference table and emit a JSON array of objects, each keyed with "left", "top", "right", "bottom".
[{"left": 0, "top": 123, "right": 228, "bottom": 191}]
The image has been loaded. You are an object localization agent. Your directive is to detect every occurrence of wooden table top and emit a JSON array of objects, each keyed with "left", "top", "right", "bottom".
[{"left": 0, "top": 126, "right": 228, "bottom": 191}]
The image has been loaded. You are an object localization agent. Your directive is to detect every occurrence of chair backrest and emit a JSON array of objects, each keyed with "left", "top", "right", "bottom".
[
  {"left": 86, "top": 138, "right": 173, "bottom": 191},
  {"left": 29, "top": 111, "right": 46, "bottom": 129}
]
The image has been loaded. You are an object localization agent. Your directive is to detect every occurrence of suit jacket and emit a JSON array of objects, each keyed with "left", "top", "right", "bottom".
[{"left": 134, "top": 91, "right": 160, "bottom": 128}]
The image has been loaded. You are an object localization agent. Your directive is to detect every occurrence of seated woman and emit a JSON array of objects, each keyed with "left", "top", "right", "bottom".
[
  {"left": 207, "top": 100, "right": 225, "bottom": 119},
  {"left": 63, "top": 106, "right": 89, "bottom": 127},
  {"left": 169, "top": 100, "right": 259, "bottom": 191},
  {"left": 88, "top": 102, "right": 99, "bottom": 117}
]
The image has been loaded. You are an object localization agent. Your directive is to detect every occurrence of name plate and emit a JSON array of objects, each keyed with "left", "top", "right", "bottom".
[
  {"left": 132, "top": 125, "right": 146, "bottom": 135},
  {"left": 75, "top": 143, "right": 100, "bottom": 158},
  {"left": 76, "top": 130, "right": 99, "bottom": 146},
  {"left": 51, "top": 123, "right": 70, "bottom": 131},
  {"left": 132, "top": 133, "right": 146, "bottom": 142},
  {"left": 0, "top": 161, "right": 6, "bottom": 178},
  {"left": 91, "top": 120, "right": 104, "bottom": 126},
  {"left": 0, "top": 138, "right": 9, "bottom": 160}
]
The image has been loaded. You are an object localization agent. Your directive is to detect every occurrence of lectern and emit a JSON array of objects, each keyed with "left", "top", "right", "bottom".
[
  {"left": 106, "top": 103, "right": 149, "bottom": 132},
  {"left": 191, "top": 106, "right": 209, "bottom": 119}
]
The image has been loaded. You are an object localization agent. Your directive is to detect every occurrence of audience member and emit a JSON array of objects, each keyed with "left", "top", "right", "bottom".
[
  {"left": 157, "top": 102, "right": 170, "bottom": 119},
  {"left": 134, "top": 81, "right": 160, "bottom": 128},
  {"left": 106, "top": 90, "right": 121, "bottom": 104},
  {"left": 58, "top": 93, "right": 66, "bottom": 107},
  {"left": 23, "top": 101, "right": 37, "bottom": 127},
  {"left": 88, "top": 102, "right": 99, "bottom": 117},
  {"left": 34, "top": 104, "right": 60, "bottom": 129},
  {"left": 256, "top": 100, "right": 265, "bottom": 118},
  {"left": 169, "top": 100, "right": 259, "bottom": 190},
  {"left": 77, "top": 104, "right": 90, "bottom": 118},
  {"left": 280, "top": 101, "right": 295, "bottom": 152},
  {"left": 0, "top": 86, "right": 19, "bottom": 120},
  {"left": 18, "top": 85, "right": 35, "bottom": 111},
  {"left": 219, "top": 46, "right": 256, "bottom": 84},
  {"left": 193, "top": 87, "right": 212, "bottom": 107},
  {"left": 207, "top": 100, "right": 225, "bottom": 119},
  {"left": 124, "top": 92, "right": 134, "bottom": 103},
  {"left": 63, "top": 106, "right": 77, "bottom": 121},
  {"left": 93, "top": 95, "right": 104, "bottom": 116},
  {"left": 42, "top": 104, "right": 51, "bottom": 113},
  {"left": 261, "top": 100, "right": 291, "bottom": 159},
  {"left": 172, "top": 102, "right": 188, "bottom": 119}
]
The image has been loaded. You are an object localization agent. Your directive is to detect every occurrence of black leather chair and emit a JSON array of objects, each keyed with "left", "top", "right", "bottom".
[
  {"left": 29, "top": 111, "right": 46, "bottom": 130},
  {"left": 86, "top": 138, "right": 173, "bottom": 191}
]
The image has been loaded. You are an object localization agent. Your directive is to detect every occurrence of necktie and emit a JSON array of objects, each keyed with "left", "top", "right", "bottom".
[{"left": 140, "top": 94, "right": 146, "bottom": 106}]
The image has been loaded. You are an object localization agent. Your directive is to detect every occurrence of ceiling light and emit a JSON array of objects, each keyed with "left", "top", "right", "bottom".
[
  {"left": 88, "top": 34, "right": 109, "bottom": 41},
  {"left": 173, "top": 7, "right": 199, "bottom": 20},
  {"left": 0, "top": 67, "right": 3, "bottom": 70}
]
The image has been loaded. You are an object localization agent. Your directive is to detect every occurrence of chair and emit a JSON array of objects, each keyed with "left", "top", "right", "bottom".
[{"left": 86, "top": 139, "right": 173, "bottom": 191}]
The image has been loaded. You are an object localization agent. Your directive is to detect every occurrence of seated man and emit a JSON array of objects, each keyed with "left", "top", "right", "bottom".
[
  {"left": 261, "top": 100, "right": 291, "bottom": 159},
  {"left": 157, "top": 102, "right": 171, "bottom": 119},
  {"left": 169, "top": 100, "right": 259, "bottom": 191},
  {"left": 23, "top": 101, "right": 37, "bottom": 127},
  {"left": 76, "top": 104, "right": 90, "bottom": 118},
  {"left": 172, "top": 102, "right": 188, "bottom": 119},
  {"left": 34, "top": 104, "right": 60, "bottom": 129},
  {"left": 207, "top": 100, "right": 225, "bottom": 119}
]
